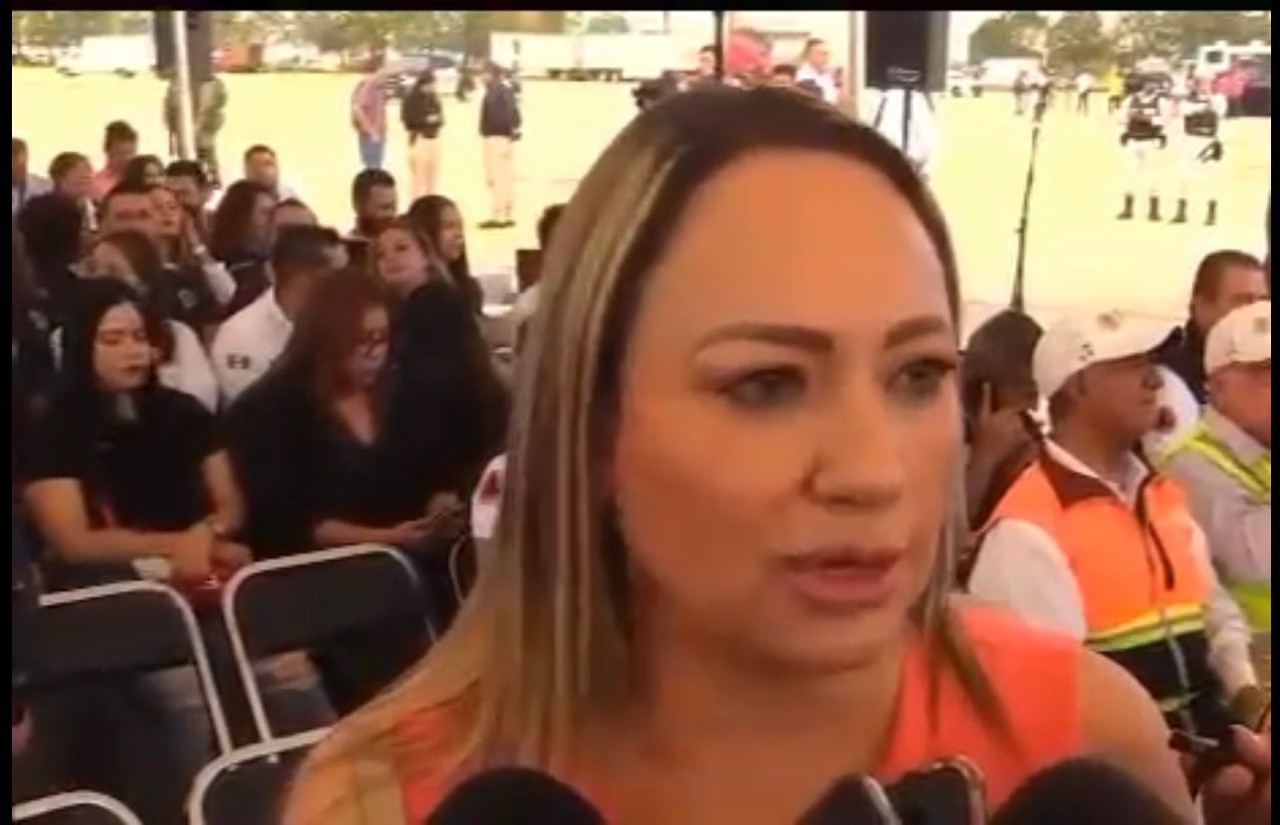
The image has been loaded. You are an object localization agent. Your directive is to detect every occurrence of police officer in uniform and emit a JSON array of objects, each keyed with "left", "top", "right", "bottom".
[
  {"left": 1117, "top": 80, "right": 1169, "bottom": 222},
  {"left": 1172, "top": 77, "right": 1227, "bottom": 227}
]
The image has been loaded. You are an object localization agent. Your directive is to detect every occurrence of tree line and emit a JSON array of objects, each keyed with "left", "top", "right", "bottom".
[
  {"left": 10, "top": 11, "right": 596, "bottom": 58},
  {"left": 970, "top": 11, "right": 1271, "bottom": 75},
  {"left": 12, "top": 10, "right": 1271, "bottom": 71}
]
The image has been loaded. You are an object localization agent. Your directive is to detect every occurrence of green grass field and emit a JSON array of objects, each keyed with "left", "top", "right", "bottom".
[{"left": 13, "top": 68, "right": 1272, "bottom": 331}]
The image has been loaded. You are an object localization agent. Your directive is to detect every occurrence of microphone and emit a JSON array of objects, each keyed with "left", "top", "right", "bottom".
[
  {"left": 989, "top": 758, "right": 1183, "bottom": 825},
  {"left": 799, "top": 759, "right": 987, "bottom": 824},
  {"left": 797, "top": 775, "right": 901, "bottom": 824},
  {"left": 424, "top": 766, "right": 604, "bottom": 824}
]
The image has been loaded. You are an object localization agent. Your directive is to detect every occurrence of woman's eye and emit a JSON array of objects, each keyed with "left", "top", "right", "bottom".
[
  {"left": 890, "top": 358, "right": 955, "bottom": 403},
  {"left": 719, "top": 366, "right": 807, "bottom": 411}
]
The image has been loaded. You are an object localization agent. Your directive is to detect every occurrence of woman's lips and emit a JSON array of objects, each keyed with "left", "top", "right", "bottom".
[{"left": 779, "top": 548, "right": 902, "bottom": 612}]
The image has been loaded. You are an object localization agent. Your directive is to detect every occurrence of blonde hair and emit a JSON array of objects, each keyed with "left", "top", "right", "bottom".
[{"left": 288, "top": 87, "right": 1004, "bottom": 821}]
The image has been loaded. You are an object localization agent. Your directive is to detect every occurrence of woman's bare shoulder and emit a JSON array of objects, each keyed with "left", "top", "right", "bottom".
[{"left": 1076, "top": 650, "right": 1197, "bottom": 822}]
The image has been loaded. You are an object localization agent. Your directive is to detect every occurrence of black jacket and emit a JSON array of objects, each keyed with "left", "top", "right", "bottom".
[
  {"left": 479, "top": 82, "right": 521, "bottom": 138},
  {"left": 401, "top": 86, "right": 444, "bottom": 140},
  {"left": 1152, "top": 322, "right": 1207, "bottom": 404}
]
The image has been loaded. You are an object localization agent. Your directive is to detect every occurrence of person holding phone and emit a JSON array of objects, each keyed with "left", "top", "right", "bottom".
[{"left": 961, "top": 310, "right": 1044, "bottom": 529}]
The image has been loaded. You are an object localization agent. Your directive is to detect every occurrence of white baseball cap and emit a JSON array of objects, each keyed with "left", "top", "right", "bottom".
[
  {"left": 1033, "top": 310, "right": 1174, "bottom": 398},
  {"left": 1204, "top": 301, "right": 1271, "bottom": 375}
]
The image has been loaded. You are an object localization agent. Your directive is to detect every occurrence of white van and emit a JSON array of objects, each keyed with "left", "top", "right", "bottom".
[{"left": 56, "top": 35, "right": 155, "bottom": 78}]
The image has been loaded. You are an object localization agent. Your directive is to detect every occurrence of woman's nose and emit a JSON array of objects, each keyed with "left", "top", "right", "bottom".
[{"left": 808, "top": 382, "right": 906, "bottom": 509}]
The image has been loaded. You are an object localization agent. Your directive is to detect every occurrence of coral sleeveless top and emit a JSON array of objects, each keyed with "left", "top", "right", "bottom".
[{"left": 400, "top": 607, "right": 1084, "bottom": 822}]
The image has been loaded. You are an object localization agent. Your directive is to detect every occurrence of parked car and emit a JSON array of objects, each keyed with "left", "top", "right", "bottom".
[
  {"left": 947, "top": 67, "right": 982, "bottom": 98},
  {"left": 384, "top": 52, "right": 462, "bottom": 100}
]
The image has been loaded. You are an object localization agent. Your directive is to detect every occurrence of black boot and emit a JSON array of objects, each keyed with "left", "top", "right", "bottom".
[
  {"left": 1117, "top": 194, "right": 1135, "bottom": 220},
  {"left": 1206, "top": 200, "right": 1218, "bottom": 227},
  {"left": 1148, "top": 196, "right": 1162, "bottom": 222},
  {"left": 1171, "top": 198, "right": 1188, "bottom": 224}
]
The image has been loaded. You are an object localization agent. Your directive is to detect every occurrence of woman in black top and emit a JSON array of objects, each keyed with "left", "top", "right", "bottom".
[
  {"left": 21, "top": 279, "right": 249, "bottom": 587},
  {"left": 226, "top": 270, "right": 466, "bottom": 558},
  {"left": 402, "top": 70, "right": 445, "bottom": 199},
  {"left": 18, "top": 281, "right": 252, "bottom": 822},
  {"left": 406, "top": 194, "right": 484, "bottom": 313},
  {"left": 209, "top": 179, "right": 277, "bottom": 309}
]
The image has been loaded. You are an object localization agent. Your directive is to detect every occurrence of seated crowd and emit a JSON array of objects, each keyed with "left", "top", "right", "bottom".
[{"left": 11, "top": 124, "right": 545, "bottom": 823}]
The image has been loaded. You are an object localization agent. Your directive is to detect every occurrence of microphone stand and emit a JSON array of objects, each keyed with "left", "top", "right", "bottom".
[
  {"left": 886, "top": 66, "right": 921, "bottom": 175},
  {"left": 1010, "top": 96, "right": 1046, "bottom": 313}
]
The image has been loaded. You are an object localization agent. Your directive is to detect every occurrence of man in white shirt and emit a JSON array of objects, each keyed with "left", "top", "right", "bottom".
[
  {"left": 211, "top": 225, "right": 341, "bottom": 404},
  {"left": 968, "top": 310, "right": 1264, "bottom": 734},
  {"left": 206, "top": 144, "right": 304, "bottom": 213},
  {"left": 1163, "top": 302, "right": 1271, "bottom": 688},
  {"left": 795, "top": 38, "right": 839, "bottom": 106}
]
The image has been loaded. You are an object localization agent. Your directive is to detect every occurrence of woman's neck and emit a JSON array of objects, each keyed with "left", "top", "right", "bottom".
[
  {"left": 592, "top": 618, "right": 906, "bottom": 823},
  {"left": 620, "top": 616, "right": 904, "bottom": 768}
]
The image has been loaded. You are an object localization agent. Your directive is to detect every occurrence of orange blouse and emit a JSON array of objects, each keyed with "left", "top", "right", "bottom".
[{"left": 401, "top": 606, "right": 1084, "bottom": 821}]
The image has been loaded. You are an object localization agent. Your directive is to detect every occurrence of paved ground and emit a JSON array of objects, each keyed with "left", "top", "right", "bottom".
[{"left": 13, "top": 69, "right": 1272, "bottom": 335}]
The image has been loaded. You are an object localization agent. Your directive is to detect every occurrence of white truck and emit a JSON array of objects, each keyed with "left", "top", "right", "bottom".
[
  {"left": 490, "top": 32, "right": 684, "bottom": 81},
  {"left": 55, "top": 35, "right": 155, "bottom": 78}
]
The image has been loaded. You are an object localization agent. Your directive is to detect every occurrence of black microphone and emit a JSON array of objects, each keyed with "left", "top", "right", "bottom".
[
  {"left": 797, "top": 775, "right": 900, "bottom": 824},
  {"left": 799, "top": 759, "right": 987, "bottom": 824},
  {"left": 989, "top": 758, "right": 1183, "bottom": 825},
  {"left": 424, "top": 766, "right": 604, "bottom": 824}
]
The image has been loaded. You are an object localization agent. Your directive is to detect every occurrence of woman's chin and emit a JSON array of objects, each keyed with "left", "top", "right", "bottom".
[{"left": 756, "top": 608, "right": 910, "bottom": 675}]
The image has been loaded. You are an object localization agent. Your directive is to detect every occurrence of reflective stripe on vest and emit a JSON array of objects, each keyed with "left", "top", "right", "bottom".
[
  {"left": 1087, "top": 602, "right": 1205, "bottom": 653},
  {"left": 1164, "top": 422, "right": 1271, "bottom": 632},
  {"left": 986, "top": 459, "right": 1212, "bottom": 713}
]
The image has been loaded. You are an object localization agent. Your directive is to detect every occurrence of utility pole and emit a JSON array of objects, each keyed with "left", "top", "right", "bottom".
[
  {"left": 844, "top": 11, "right": 867, "bottom": 120},
  {"left": 171, "top": 11, "right": 197, "bottom": 160}
]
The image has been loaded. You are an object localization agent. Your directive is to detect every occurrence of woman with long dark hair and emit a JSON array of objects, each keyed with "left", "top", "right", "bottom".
[
  {"left": 370, "top": 219, "right": 509, "bottom": 497},
  {"left": 406, "top": 194, "right": 483, "bottom": 312},
  {"left": 21, "top": 279, "right": 332, "bottom": 820},
  {"left": 228, "top": 270, "right": 465, "bottom": 555},
  {"left": 149, "top": 184, "right": 234, "bottom": 331},
  {"left": 75, "top": 230, "right": 218, "bottom": 411},
  {"left": 208, "top": 179, "right": 277, "bottom": 309},
  {"left": 226, "top": 271, "right": 468, "bottom": 708},
  {"left": 287, "top": 88, "right": 1267, "bottom": 825}
]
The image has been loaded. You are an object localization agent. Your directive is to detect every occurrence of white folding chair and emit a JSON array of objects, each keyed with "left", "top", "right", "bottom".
[
  {"left": 35, "top": 580, "right": 233, "bottom": 755},
  {"left": 220, "top": 545, "right": 426, "bottom": 744},
  {"left": 13, "top": 790, "right": 144, "bottom": 824},
  {"left": 186, "top": 727, "right": 331, "bottom": 825}
]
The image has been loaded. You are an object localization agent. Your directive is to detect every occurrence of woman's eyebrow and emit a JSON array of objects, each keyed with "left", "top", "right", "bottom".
[
  {"left": 883, "top": 315, "right": 951, "bottom": 349},
  {"left": 695, "top": 322, "right": 834, "bottom": 354}
]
